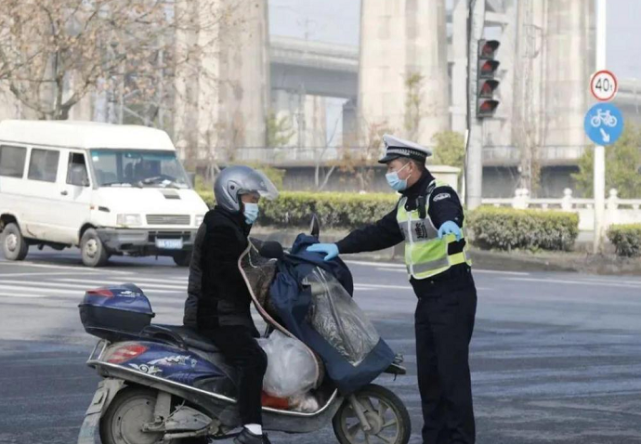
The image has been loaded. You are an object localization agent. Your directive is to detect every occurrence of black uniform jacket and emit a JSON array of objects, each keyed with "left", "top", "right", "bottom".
[
  {"left": 336, "top": 170, "right": 464, "bottom": 255},
  {"left": 184, "top": 206, "right": 256, "bottom": 332}
]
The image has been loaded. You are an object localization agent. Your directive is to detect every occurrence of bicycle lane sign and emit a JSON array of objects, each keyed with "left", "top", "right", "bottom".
[{"left": 584, "top": 102, "right": 624, "bottom": 146}]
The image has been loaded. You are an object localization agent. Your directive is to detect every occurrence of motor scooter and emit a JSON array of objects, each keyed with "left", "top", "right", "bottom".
[{"left": 78, "top": 219, "right": 410, "bottom": 444}]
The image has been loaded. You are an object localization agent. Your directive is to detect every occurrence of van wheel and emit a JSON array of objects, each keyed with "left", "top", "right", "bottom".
[
  {"left": 81, "top": 228, "right": 109, "bottom": 267},
  {"left": 1, "top": 223, "right": 28, "bottom": 261},
  {"left": 172, "top": 251, "right": 191, "bottom": 267}
]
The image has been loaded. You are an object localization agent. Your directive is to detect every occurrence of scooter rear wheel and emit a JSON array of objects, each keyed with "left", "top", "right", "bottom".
[
  {"left": 332, "top": 384, "right": 411, "bottom": 444},
  {"left": 100, "top": 387, "right": 168, "bottom": 444}
]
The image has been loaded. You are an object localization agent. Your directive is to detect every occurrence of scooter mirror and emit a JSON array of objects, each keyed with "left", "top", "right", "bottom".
[{"left": 310, "top": 213, "right": 320, "bottom": 239}]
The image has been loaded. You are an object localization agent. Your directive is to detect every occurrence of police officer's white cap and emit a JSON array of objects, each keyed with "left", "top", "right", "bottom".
[{"left": 378, "top": 134, "right": 433, "bottom": 164}]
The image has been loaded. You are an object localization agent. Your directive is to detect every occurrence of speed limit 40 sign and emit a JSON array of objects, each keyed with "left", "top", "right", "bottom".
[{"left": 590, "top": 70, "right": 618, "bottom": 101}]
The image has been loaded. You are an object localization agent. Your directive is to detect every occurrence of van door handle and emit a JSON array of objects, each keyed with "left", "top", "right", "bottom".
[{"left": 60, "top": 190, "right": 68, "bottom": 196}]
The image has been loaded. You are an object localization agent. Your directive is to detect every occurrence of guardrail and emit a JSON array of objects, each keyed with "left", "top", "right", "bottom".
[{"left": 483, "top": 188, "right": 641, "bottom": 231}]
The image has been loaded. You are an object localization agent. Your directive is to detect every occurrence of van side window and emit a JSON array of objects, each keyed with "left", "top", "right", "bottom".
[
  {"left": 0, "top": 145, "right": 27, "bottom": 178},
  {"left": 28, "top": 148, "right": 60, "bottom": 182},
  {"left": 67, "top": 153, "right": 89, "bottom": 187}
]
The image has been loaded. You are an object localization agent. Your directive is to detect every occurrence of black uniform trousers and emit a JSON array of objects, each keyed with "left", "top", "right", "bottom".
[
  {"left": 411, "top": 264, "right": 477, "bottom": 444},
  {"left": 203, "top": 325, "right": 268, "bottom": 426}
]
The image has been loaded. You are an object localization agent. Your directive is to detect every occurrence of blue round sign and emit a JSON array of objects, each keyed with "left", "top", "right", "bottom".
[{"left": 584, "top": 103, "right": 624, "bottom": 146}]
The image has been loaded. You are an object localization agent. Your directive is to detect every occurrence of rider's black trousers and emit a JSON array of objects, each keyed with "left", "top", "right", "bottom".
[
  {"left": 411, "top": 265, "right": 477, "bottom": 444},
  {"left": 205, "top": 326, "right": 268, "bottom": 426}
]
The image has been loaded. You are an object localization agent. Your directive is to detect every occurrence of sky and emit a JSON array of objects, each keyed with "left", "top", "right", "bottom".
[
  {"left": 606, "top": 0, "right": 641, "bottom": 79},
  {"left": 268, "top": 0, "right": 360, "bottom": 46},
  {"left": 268, "top": 0, "right": 641, "bottom": 80}
]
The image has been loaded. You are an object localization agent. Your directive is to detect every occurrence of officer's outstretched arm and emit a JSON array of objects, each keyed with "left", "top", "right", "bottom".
[{"left": 334, "top": 207, "right": 404, "bottom": 255}]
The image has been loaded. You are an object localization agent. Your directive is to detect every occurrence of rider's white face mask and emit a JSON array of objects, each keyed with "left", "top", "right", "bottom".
[{"left": 243, "top": 203, "right": 259, "bottom": 225}]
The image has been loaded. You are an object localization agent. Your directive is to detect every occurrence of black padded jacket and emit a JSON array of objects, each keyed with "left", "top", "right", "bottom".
[{"left": 183, "top": 206, "right": 256, "bottom": 332}]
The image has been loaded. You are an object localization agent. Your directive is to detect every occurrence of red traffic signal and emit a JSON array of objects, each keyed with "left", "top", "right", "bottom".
[
  {"left": 479, "top": 40, "right": 500, "bottom": 59},
  {"left": 479, "top": 80, "right": 499, "bottom": 98},
  {"left": 478, "top": 100, "right": 500, "bottom": 118},
  {"left": 476, "top": 39, "right": 500, "bottom": 119},
  {"left": 479, "top": 60, "right": 500, "bottom": 79}
]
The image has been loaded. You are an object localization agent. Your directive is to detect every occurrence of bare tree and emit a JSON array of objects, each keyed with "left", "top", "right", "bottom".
[
  {"left": 0, "top": 0, "right": 233, "bottom": 121},
  {"left": 312, "top": 109, "right": 345, "bottom": 191},
  {"left": 339, "top": 121, "right": 389, "bottom": 192},
  {"left": 404, "top": 71, "right": 424, "bottom": 141}
]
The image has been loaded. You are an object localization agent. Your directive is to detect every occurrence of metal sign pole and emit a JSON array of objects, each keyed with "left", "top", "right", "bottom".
[{"left": 593, "top": 0, "right": 607, "bottom": 254}]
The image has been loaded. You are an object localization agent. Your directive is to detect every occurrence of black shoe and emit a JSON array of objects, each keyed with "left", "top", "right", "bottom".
[{"left": 233, "top": 428, "right": 271, "bottom": 444}]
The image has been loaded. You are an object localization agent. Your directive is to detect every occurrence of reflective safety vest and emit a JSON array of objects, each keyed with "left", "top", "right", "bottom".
[{"left": 396, "top": 180, "right": 472, "bottom": 280}]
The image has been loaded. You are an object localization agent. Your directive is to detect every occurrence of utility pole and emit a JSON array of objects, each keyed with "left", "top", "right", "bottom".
[
  {"left": 593, "top": 0, "right": 606, "bottom": 253},
  {"left": 465, "top": 0, "right": 486, "bottom": 210}
]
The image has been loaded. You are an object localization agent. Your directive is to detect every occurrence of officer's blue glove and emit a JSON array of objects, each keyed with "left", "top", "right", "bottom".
[
  {"left": 438, "top": 221, "right": 462, "bottom": 242},
  {"left": 306, "top": 243, "right": 339, "bottom": 261}
]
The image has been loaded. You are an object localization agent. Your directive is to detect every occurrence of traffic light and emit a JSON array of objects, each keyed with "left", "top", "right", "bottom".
[{"left": 477, "top": 40, "right": 500, "bottom": 118}]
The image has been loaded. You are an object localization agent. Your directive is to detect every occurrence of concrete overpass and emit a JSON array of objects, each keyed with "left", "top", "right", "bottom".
[{"left": 269, "top": 36, "right": 358, "bottom": 98}]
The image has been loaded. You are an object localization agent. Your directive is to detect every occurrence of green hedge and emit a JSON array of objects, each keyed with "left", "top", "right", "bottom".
[
  {"left": 468, "top": 207, "right": 579, "bottom": 252},
  {"left": 198, "top": 190, "right": 398, "bottom": 230},
  {"left": 607, "top": 224, "right": 641, "bottom": 257}
]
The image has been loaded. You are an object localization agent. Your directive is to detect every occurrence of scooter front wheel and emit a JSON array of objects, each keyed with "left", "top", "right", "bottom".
[{"left": 332, "top": 384, "right": 411, "bottom": 444}]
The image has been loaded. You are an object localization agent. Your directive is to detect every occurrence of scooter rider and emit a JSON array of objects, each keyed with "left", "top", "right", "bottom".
[
  {"left": 307, "top": 135, "right": 478, "bottom": 444},
  {"left": 186, "top": 165, "right": 279, "bottom": 444}
]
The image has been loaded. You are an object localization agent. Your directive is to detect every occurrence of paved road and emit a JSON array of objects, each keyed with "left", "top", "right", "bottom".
[{"left": 1, "top": 249, "right": 641, "bottom": 443}]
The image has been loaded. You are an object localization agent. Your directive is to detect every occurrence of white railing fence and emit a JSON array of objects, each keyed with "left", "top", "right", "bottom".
[{"left": 482, "top": 188, "right": 641, "bottom": 231}]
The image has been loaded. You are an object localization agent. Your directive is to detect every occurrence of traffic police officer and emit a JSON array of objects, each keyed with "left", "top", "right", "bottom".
[{"left": 307, "top": 134, "right": 477, "bottom": 444}]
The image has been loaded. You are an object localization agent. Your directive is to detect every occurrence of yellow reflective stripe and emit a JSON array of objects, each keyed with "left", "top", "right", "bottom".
[
  {"left": 410, "top": 257, "right": 451, "bottom": 275},
  {"left": 448, "top": 252, "right": 467, "bottom": 266}
]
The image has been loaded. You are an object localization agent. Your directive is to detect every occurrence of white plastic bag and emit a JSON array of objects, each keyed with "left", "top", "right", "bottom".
[
  {"left": 258, "top": 330, "right": 319, "bottom": 398},
  {"left": 289, "top": 393, "right": 320, "bottom": 413}
]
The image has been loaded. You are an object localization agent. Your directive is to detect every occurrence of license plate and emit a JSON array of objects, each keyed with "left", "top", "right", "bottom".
[{"left": 156, "top": 239, "right": 183, "bottom": 250}]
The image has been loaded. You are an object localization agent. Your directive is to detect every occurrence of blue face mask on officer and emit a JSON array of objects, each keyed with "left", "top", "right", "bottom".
[{"left": 385, "top": 162, "right": 411, "bottom": 191}]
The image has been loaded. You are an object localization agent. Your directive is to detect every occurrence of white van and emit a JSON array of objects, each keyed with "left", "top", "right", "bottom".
[{"left": 0, "top": 120, "right": 208, "bottom": 267}]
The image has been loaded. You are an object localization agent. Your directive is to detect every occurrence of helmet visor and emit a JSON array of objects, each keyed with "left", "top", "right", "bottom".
[{"left": 238, "top": 169, "right": 279, "bottom": 201}]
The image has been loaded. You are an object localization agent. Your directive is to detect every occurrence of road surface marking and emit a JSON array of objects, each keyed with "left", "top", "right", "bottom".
[
  {"left": 55, "top": 278, "right": 186, "bottom": 290},
  {"left": 356, "top": 283, "right": 414, "bottom": 290},
  {"left": 0, "top": 271, "right": 86, "bottom": 278},
  {"left": 375, "top": 266, "right": 528, "bottom": 277},
  {"left": 0, "top": 261, "right": 134, "bottom": 275},
  {"left": 0, "top": 280, "right": 180, "bottom": 294},
  {"left": 576, "top": 277, "right": 641, "bottom": 286},
  {"left": 0, "top": 284, "right": 83, "bottom": 296},
  {"left": 0, "top": 291, "right": 46, "bottom": 299},
  {"left": 473, "top": 269, "right": 530, "bottom": 276},
  {"left": 346, "top": 260, "right": 405, "bottom": 269},
  {"left": 504, "top": 277, "right": 641, "bottom": 290},
  {"left": 348, "top": 260, "right": 531, "bottom": 276}
]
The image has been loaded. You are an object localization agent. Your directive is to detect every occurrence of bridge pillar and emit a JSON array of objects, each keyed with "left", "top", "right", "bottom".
[
  {"left": 512, "top": 0, "right": 594, "bottom": 150},
  {"left": 174, "top": 0, "right": 269, "bottom": 168},
  {"left": 358, "top": 0, "right": 449, "bottom": 147}
]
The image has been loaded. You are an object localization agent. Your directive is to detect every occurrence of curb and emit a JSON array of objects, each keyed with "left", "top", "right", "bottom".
[{"left": 251, "top": 227, "right": 641, "bottom": 276}]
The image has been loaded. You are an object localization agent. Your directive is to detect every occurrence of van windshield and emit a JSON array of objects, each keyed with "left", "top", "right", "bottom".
[{"left": 90, "top": 149, "right": 191, "bottom": 189}]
